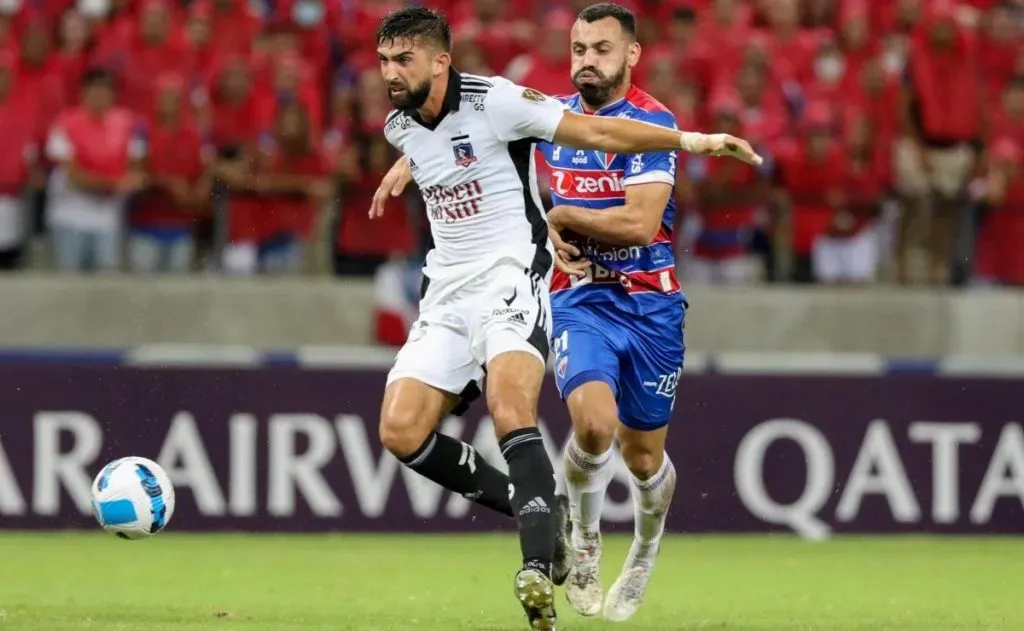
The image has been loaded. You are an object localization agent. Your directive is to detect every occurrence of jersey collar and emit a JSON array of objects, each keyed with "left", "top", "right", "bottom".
[
  {"left": 574, "top": 85, "right": 639, "bottom": 116},
  {"left": 405, "top": 66, "right": 462, "bottom": 131}
]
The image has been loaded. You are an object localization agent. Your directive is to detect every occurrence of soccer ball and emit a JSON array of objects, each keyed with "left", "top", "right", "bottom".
[{"left": 90, "top": 457, "right": 175, "bottom": 540}]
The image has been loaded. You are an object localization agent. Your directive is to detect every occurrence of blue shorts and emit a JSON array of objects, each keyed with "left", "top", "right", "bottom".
[{"left": 551, "top": 301, "right": 686, "bottom": 431}]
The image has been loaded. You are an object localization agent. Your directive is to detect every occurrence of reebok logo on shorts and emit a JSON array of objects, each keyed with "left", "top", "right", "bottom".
[{"left": 491, "top": 305, "right": 528, "bottom": 326}]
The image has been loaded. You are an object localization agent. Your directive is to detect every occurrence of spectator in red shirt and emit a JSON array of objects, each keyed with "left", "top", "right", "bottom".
[
  {"left": 773, "top": 103, "right": 847, "bottom": 283},
  {"left": 45, "top": 67, "right": 147, "bottom": 273},
  {"left": 220, "top": 100, "right": 329, "bottom": 275},
  {"left": 977, "top": 1, "right": 1020, "bottom": 101},
  {"left": 99, "top": 0, "right": 189, "bottom": 114},
  {"left": 845, "top": 60, "right": 902, "bottom": 154},
  {"left": 183, "top": 1, "right": 217, "bottom": 88},
  {"left": 639, "top": 7, "right": 713, "bottom": 93},
  {"left": 894, "top": 0, "right": 982, "bottom": 284},
  {"left": 0, "top": 51, "right": 42, "bottom": 269},
  {"left": 973, "top": 137, "right": 1024, "bottom": 286},
  {"left": 128, "top": 73, "right": 210, "bottom": 274},
  {"left": 0, "top": 8, "right": 13, "bottom": 56},
  {"left": 54, "top": 7, "right": 94, "bottom": 101},
  {"left": 683, "top": 94, "right": 770, "bottom": 285},
  {"left": 644, "top": 53, "right": 702, "bottom": 131},
  {"left": 334, "top": 133, "right": 415, "bottom": 276},
  {"left": 505, "top": 9, "right": 573, "bottom": 97},
  {"left": 253, "top": 52, "right": 324, "bottom": 137},
  {"left": 989, "top": 76, "right": 1024, "bottom": 148},
  {"left": 699, "top": 0, "right": 754, "bottom": 47},
  {"left": 209, "top": 0, "right": 261, "bottom": 58},
  {"left": 272, "top": 0, "right": 334, "bottom": 83},
  {"left": 16, "top": 14, "right": 65, "bottom": 140},
  {"left": 451, "top": 39, "right": 495, "bottom": 77},
  {"left": 451, "top": 0, "right": 532, "bottom": 74},
  {"left": 838, "top": 0, "right": 879, "bottom": 83},
  {"left": 758, "top": 0, "right": 826, "bottom": 86},
  {"left": 802, "top": 36, "right": 850, "bottom": 105},
  {"left": 202, "top": 56, "right": 259, "bottom": 154},
  {"left": 337, "top": 0, "right": 404, "bottom": 56},
  {"left": 351, "top": 65, "right": 392, "bottom": 141},
  {"left": 731, "top": 60, "right": 788, "bottom": 152},
  {"left": 812, "top": 113, "right": 890, "bottom": 284}
]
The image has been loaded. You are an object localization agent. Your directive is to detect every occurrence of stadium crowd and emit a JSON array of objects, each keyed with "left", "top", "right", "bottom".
[{"left": 0, "top": 0, "right": 1022, "bottom": 289}]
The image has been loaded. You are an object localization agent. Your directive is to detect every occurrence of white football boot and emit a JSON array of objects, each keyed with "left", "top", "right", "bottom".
[
  {"left": 564, "top": 528, "right": 603, "bottom": 616},
  {"left": 603, "top": 541, "right": 658, "bottom": 622}
]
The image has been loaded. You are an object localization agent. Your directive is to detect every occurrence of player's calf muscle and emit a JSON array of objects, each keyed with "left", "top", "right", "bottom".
[
  {"left": 486, "top": 351, "right": 544, "bottom": 437},
  {"left": 378, "top": 378, "right": 453, "bottom": 457},
  {"left": 618, "top": 427, "right": 668, "bottom": 480}
]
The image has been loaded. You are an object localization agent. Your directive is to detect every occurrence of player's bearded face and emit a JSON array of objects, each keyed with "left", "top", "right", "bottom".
[
  {"left": 572, "top": 58, "right": 627, "bottom": 108},
  {"left": 386, "top": 75, "right": 432, "bottom": 110},
  {"left": 377, "top": 40, "right": 434, "bottom": 110}
]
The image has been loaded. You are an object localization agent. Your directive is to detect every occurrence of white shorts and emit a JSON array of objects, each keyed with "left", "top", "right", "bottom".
[
  {"left": 386, "top": 260, "right": 553, "bottom": 403},
  {"left": 812, "top": 227, "right": 880, "bottom": 283}
]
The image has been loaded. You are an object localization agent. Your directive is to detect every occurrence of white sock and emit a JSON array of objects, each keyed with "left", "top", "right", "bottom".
[
  {"left": 563, "top": 436, "right": 615, "bottom": 534},
  {"left": 630, "top": 455, "right": 677, "bottom": 548}
]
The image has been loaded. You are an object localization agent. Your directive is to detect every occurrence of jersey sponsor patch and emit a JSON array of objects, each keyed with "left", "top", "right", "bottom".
[
  {"left": 550, "top": 167, "right": 625, "bottom": 200},
  {"left": 521, "top": 88, "right": 546, "bottom": 102}
]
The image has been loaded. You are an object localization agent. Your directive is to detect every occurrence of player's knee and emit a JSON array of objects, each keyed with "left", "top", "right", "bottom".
[
  {"left": 379, "top": 410, "right": 431, "bottom": 460},
  {"left": 570, "top": 408, "right": 617, "bottom": 454},
  {"left": 620, "top": 443, "right": 663, "bottom": 480},
  {"left": 490, "top": 401, "right": 535, "bottom": 437}
]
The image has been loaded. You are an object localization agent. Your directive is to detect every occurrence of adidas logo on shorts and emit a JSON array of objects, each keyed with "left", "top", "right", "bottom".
[{"left": 507, "top": 311, "right": 528, "bottom": 326}]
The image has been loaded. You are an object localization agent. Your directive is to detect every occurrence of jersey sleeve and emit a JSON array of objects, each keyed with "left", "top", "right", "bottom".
[
  {"left": 484, "top": 80, "right": 569, "bottom": 143},
  {"left": 622, "top": 110, "right": 677, "bottom": 187}
]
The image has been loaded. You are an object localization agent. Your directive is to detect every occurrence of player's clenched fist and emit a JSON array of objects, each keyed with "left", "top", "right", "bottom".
[{"left": 369, "top": 155, "right": 412, "bottom": 218}]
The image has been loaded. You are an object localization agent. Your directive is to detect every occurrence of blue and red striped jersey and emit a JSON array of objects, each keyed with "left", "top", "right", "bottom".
[{"left": 539, "top": 85, "right": 686, "bottom": 315}]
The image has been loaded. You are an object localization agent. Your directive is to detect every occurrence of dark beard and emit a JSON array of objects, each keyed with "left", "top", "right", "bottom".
[
  {"left": 388, "top": 79, "right": 431, "bottom": 111},
  {"left": 573, "top": 64, "right": 627, "bottom": 110}
]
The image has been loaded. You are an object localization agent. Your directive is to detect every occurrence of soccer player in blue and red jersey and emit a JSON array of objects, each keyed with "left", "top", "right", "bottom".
[{"left": 538, "top": 4, "right": 685, "bottom": 620}]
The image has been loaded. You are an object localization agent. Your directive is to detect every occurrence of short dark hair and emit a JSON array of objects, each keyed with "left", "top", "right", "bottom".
[
  {"left": 577, "top": 3, "right": 637, "bottom": 39},
  {"left": 673, "top": 7, "right": 697, "bottom": 23},
  {"left": 376, "top": 7, "right": 451, "bottom": 53},
  {"left": 81, "top": 67, "right": 113, "bottom": 87}
]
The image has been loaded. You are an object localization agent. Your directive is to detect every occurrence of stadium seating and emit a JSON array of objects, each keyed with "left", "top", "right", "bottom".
[{"left": 0, "top": 0, "right": 1020, "bottom": 299}]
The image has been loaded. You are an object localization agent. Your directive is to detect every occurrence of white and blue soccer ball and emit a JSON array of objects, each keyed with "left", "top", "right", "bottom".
[{"left": 90, "top": 456, "right": 175, "bottom": 540}]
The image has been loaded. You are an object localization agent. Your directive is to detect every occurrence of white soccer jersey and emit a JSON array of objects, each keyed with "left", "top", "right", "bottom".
[{"left": 383, "top": 69, "right": 569, "bottom": 286}]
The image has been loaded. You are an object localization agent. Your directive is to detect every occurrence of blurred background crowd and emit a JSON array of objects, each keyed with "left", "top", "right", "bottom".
[{"left": 0, "top": 0, "right": 1023, "bottom": 298}]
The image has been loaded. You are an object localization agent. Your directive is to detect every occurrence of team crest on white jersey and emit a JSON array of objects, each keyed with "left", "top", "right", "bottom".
[{"left": 451, "top": 134, "right": 478, "bottom": 167}]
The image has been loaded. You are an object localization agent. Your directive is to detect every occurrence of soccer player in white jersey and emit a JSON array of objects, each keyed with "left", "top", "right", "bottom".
[{"left": 371, "top": 7, "right": 761, "bottom": 631}]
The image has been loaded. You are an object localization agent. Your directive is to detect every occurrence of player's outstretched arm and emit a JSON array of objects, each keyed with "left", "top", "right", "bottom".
[
  {"left": 552, "top": 112, "right": 763, "bottom": 166},
  {"left": 369, "top": 155, "right": 412, "bottom": 218}
]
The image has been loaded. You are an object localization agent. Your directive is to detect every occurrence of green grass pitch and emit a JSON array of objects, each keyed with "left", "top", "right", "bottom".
[{"left": 0, "top": 533, "right": 1021, "bottom": 630}]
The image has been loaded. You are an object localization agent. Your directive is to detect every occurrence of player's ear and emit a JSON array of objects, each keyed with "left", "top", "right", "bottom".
[
  {"left": 433, "top": 50, "right": 452, "bottom": 78},
  {"left": 627, "top": 41, "right": 641, "bottom": 70}
]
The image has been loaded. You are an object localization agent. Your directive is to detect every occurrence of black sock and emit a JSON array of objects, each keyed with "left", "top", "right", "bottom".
[
  {"left": 500, "top": 427, "right": 556, "bottom": 577},
  {"left": 399, "top": 432, "right": 513, "bottom": 517}
]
